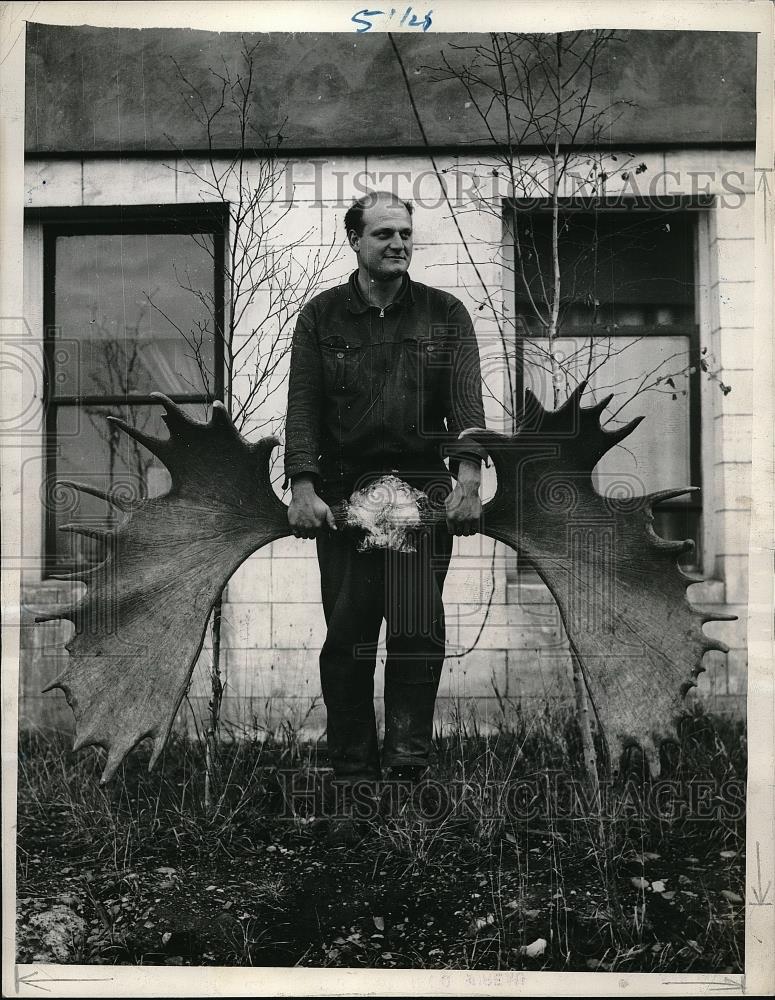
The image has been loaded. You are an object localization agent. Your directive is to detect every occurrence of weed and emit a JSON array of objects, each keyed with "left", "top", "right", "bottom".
[{"left": 16, "top": 702, "right": 745, "bottom": 971}]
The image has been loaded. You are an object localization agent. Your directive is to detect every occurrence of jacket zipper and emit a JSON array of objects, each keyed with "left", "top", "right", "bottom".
[{"left": 380, "top": 306, "right": 385, "bottom": 458}]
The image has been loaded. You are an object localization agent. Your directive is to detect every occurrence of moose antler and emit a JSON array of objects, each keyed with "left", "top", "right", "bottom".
[
  {"left": 36, "top": 386, "right": 734, "bottom": 781},
  {"left": 461, "top": 382, "right": 736, "bottom": 772},
  {"left": 36, "top": 394, "right": 291, "bottom": 782}
]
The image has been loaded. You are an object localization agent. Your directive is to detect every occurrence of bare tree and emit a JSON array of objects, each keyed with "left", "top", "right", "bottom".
[
  {"left": 391, "top": 30, "right": 733, "bottom": 792},
  {"left": 158, "top": 38, "right": 342, "bottom": 808}
]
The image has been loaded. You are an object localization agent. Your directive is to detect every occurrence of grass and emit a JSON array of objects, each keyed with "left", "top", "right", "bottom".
[{"left": 15, "top": 702, "right": 746, "bottom": 971}]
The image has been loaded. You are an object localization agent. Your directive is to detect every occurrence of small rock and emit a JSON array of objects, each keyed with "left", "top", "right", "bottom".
[
  {"left": 721, "top": 890, "right": 743, "bottom": 904},
  {"left": 22, "top": 906, "right": 86, "bottom": 963},
  {"left": 519, "top": 937, "right": 547, "bottom": 958}
]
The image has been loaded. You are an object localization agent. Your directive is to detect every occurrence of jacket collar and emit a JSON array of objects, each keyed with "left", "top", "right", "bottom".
[{"left": 346, "top": 269, "right": 415, "bottom": 314}]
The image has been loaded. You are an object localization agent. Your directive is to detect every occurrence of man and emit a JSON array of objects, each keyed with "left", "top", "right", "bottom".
[{"left": 284, "top": 190, "right": 487, "bottom": 793}]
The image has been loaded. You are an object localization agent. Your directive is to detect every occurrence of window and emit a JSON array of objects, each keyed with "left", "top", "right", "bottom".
[
  {"left": 43, "top": 208, "right": 225, "bottom": 575},
  {"left": 513, "top": 203, "right": 702, "bottom": 569}
]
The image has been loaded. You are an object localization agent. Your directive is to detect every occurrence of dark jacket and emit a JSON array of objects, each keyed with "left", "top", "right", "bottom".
[{"left": 283, "top": 270, "right": 488, "bottom": 503}]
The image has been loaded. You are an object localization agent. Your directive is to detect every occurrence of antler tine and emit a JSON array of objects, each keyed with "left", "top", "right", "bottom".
[
  {"left": 210, "top": 399, "right": 241, "bottom": 435},
  {"left": 602, "top": 414, "right": 645, "bottom": 446},
  {"left": 46, "top": 569, "right": 96, "bottom": 582},
  {"left": 255, "top": 434, "right": 281, "bottom": 455},
  {"left": 558, "top": 378, "right": 589, "bottom": 413},
  {"left": 71, "top": 729, "right": 101, "bottom": 753},
  {"left": 520, "top": 387, "right": 547, "bottom": 427},
  {"left": 58, "top": 479, "right": 132, "bottom": 512},
  {"left": 107, "top": 415, "right": 171, "bottom": 462},
  {"left": 584, "top": 392, "right": 615, "bottom": 416},
  {"left": 35, "top": 607, "right": 77, "bottom": 624},
  {"left": 59, "top": 523, "right": 111, "bottom": 541},
  {"left": 101, "top": 736, "right": 145, "bottom": 785},
  {"left": 252, "top": 437, "right": 282, "bottom": 486},
  {"left": 151, "top": 391, "right": 203, "bottom": 437},
  {"left": 701, "top": 634, "right": 730, "bottom": 655},
  {"left": 646, "top": 486, "right": 700, "bottom": 506},
  {"left": 698, "top": 610, "right": 739, "bottom": 624},
  {"left": 644, "top": 527, "right": 695, "bottom": 553},
  {"left": 148, "top": 733, "right": 169, "bottom": 773},
  {"left": 42, "top": 675, "right": 72, "bottom": 697}
]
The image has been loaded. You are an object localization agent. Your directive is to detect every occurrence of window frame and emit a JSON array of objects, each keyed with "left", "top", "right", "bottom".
[
  {"left": 39, "top": 204, "right": 227, "bottom": 576},
  {"left": 509, "top": 195, "right": 711, "bottom": 566}
]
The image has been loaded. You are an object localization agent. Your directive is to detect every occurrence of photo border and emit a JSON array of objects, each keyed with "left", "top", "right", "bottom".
[{"left": 1, "top": 2, "right": 772, "bottom": 996}]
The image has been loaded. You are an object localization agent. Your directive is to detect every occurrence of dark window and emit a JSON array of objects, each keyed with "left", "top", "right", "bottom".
[
  {"left": 43, "top": 209, "right": 225, "bottom": 575},
  {"left": 513, "top": 205, "right": 702, "bottom": 569}
]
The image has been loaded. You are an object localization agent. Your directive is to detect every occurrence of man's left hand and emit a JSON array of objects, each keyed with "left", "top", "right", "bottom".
[{"left": 445, "top": 460, "right": 482, "bottom": 537}]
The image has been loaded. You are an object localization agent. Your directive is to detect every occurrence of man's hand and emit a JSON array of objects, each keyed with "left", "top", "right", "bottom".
[
  {"left": 445, "top": 459, "right": 482, "bottom": 537},
  {"left": 288, "top": 475, "right": 337, "bottom": 539}
]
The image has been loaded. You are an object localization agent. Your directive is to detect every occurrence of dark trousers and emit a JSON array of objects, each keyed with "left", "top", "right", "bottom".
[{"left": 316, "top": 524, "right": 454, "bottom": 782}]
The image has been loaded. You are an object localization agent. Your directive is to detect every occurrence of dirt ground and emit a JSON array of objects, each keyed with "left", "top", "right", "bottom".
[
  {"left": 16, "top": 824, "right": 746, "bottom": 970},
  {"left": 16, "top": 722, "right": 746, "bottom": 973}
]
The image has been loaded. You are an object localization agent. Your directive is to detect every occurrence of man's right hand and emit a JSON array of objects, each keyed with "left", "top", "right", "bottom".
[{"left": 287, "top": 476, "right": 337, "bottom": 539}]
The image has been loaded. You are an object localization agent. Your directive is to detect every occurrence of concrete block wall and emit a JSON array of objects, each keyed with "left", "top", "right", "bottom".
[
  {"left": 701, "top": 168, "right": 755, "bottom": 708},
  {"left": 19, "top": 149, "right": 753, "bottom": 740}
]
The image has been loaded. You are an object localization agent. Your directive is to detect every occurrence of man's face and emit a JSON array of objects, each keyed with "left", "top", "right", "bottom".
[{"left": 349, "top": 200, "right": 413, "bottom": 282}]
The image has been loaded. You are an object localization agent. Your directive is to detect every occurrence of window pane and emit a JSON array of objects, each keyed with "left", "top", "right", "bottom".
[
  {"left": 49, "top": 402, "right": 211, "bottom": 569},
  {"left": 53, "top": 233, "right": 217, "bottom": 398},
  {"left": 525, "top": 335, "right": 693, "bottom": 498},
  {"left": 513, "top": 210, "right": 696, "bottom": 328}
]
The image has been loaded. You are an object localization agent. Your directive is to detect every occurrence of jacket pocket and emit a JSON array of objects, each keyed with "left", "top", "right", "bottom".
[
  {"left": 400, "top": 335, "right": 442, "bottom": 394},
  {"left": 320, "top": 337, "right": 366, "bottom": 393}
]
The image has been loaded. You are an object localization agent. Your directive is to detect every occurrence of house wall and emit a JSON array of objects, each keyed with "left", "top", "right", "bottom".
[
  {"left": 25, "top": 26, "right": 756, "bottom": 153},
  {"left": 19, "top": 148, "right": 754, "bottom": 737}
]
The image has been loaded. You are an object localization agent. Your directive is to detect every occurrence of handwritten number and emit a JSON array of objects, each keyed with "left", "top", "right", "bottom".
[
  {"left": 351, "top": 6, "right": 431, "bottom": 31},
  {"left": 352, "top": 9, "right": 383, "bottom": 32},
  {"left": 406, "top": 8, "right": 433, "bottom": 30}
]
